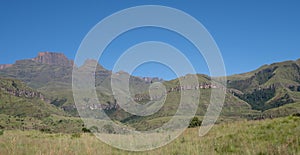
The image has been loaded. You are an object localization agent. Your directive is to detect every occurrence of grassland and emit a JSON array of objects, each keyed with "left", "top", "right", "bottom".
[{"left": 0, "top": 116, "right": 299, "bottom": 155}]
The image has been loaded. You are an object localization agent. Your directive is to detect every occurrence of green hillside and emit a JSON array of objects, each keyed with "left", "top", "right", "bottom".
[
  {"left": 0, "top": 78, "right": 66, "bottom": 117},
  {"left": 104, "top": 74, "right": 253, "bottom": 131},
  {"left": 0, "top": 77, "right": 85, "bottom": 133},
  {"left": 0, "top": 53, "right": 300, "bottom": 132},
  {"left": 0, "top": 58, "right": 151, "bottom": 116},
  {"left": 228, "top": 59, "right": 300, "bottom": 111}
]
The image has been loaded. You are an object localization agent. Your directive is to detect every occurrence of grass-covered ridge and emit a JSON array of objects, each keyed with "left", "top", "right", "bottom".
[
  {"left": 227, "top": 59, "right": 300, "bottom": 111},
  {"left": 0, "top": 77, "right": 66, "bottom": 118}
]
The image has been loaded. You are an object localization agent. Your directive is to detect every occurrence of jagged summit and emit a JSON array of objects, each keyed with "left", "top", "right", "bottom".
[
  {"left": 31, "top": 52, "right": 73, "bottom": 67},
  {"left": 0, "top": 52, "right": 74, "bottom": 70}
]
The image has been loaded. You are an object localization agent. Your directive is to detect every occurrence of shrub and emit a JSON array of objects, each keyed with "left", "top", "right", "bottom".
[
  {"left": 82, "top": 127, "right": 91, "bottom": 133},
  {"left": 188, "top": 117, "right": 202, "bottom": 128},
  {"left": 40, "top": 128, "right": 51, "bottom": 133},
  {"left": 0, "top": 130, "right": 3, "bottom": 136},
  {"left": 292, "top": 113, "right": 300, "bottom": 117}
]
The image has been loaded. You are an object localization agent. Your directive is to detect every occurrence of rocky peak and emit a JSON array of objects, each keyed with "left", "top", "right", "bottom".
[
  {"left": 0, "top": 64, "right": 13, "bottom": 70},
  {"left": 32, "top": 52, "right": 73, "bottom": 67},
  {"left": 80, "top": 59, "right": 105, "bottom": 71}
]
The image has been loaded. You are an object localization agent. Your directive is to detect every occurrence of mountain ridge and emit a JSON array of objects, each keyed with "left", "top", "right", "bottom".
[
  {"left": 0, "top": 52, "right": 74, "bottom": 70},
  {"left": 0, "top": 52, "right": 299, "bottom": 127},
  {"left": 32, "top": 52, "right": 74, "bottom": 67},
  {"left": 227, "top": 59, "right": 300, "bottom": 111}
]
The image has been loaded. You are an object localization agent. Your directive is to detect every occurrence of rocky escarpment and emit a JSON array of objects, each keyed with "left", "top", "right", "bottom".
[
  {"left": 0, "top": 52, "right": 73, "bottom": 70},
  {"left": 133, "top": 82, "right": 224, "bottom": 102},
  {"left": 32, "top": 52, "right": 73, "bottom": 67},
  {"left": 1, "top": 87, "right": 44, "bottom": 99},
  {"left": 142, "top": 77, "right": 164, "bottom": 83},
  {"left": 0, "top": 78, "right": 45, "bottom": 100},
  {"left": 0, "top": 64, "right": 13, "bottom": 70}
]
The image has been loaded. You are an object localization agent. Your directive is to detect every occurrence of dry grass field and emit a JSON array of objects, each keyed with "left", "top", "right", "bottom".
[{"left": 0, "top": 116, "right": 299, "bottom": 155}]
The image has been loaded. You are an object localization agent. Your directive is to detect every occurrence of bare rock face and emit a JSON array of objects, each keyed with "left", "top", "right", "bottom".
[
  {"left": 0, "top": 79, "right": 45, "bottom": 100},
  {"left": 32, "top": 52, "right": 73, "bottom": 67},
  {"left": 142, "top": 77, "right": 164, "bottom": 83},
  {"left": 0, "top": 64, "right": 12, "bottom": 70}
]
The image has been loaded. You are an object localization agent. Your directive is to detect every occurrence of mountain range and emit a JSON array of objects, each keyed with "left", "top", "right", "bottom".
[{"left": 0, "top": 52, "right": 299, "bottom": 132}]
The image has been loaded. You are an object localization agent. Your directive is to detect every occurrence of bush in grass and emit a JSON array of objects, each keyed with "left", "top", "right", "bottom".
[
  {"left": 188, "top": 117, "right": 202, "bottom": 128},
  {"left": 82, "top": 127, "right": 91, "bottom": 133},
  {"left": 292, "top": 113, "right": 300, "bottom": 117},
  {"left": 0, "top": 130, "right": 3, "bottom": 136},
  {"left": 40, "top": 128, "right": 52, "bottom": 133}
]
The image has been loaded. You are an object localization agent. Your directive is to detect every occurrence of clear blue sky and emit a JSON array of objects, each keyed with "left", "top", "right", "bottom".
[{"left": 1, "top": 1, "right": 300, "bottom": 80}]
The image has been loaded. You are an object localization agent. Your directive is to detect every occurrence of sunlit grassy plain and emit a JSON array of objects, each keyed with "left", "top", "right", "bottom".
[{"left": 0, "top": 116, "right": 299, "bottom": 155}]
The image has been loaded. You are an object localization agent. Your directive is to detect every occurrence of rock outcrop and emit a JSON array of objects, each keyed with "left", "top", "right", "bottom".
[
  {"left": 142, "top": 77, "right": 164, "bottom": 83},
  {"left": 0, "top": 52, "right": 73, "bottom": 70},
  {"left": 0, "top": 79, "right": 45, "bottom": 100},
  {"left": 32, "top": 52, "right": 73, "bottom": 67},
  {"left": 0, "top": 64, "right": 12, "bottom": 70}
]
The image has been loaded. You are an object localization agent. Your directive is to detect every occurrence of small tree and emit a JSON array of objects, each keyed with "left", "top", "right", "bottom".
[
  {"left": 82, "top": 127, "right": 91, "bottom": 133},
  {"left": 188, "top": 117, "right": 202, "bottom": 128}
]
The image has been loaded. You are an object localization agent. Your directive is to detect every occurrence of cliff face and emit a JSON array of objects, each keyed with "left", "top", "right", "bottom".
[
  {"left": 32, "top": 52, "right": 73, "bottom": 67},
  {"left": 142, "top": 77, "right": 164, "bottom": 83},
  {"left": 0, "top": 52, "right": 73, "bottom": 70},
  {"left": 0, "top": 64, "right": 12, "bottom": 70},
  {"left": 0, "top": 78, "right": 45, "bottom": 100}
]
